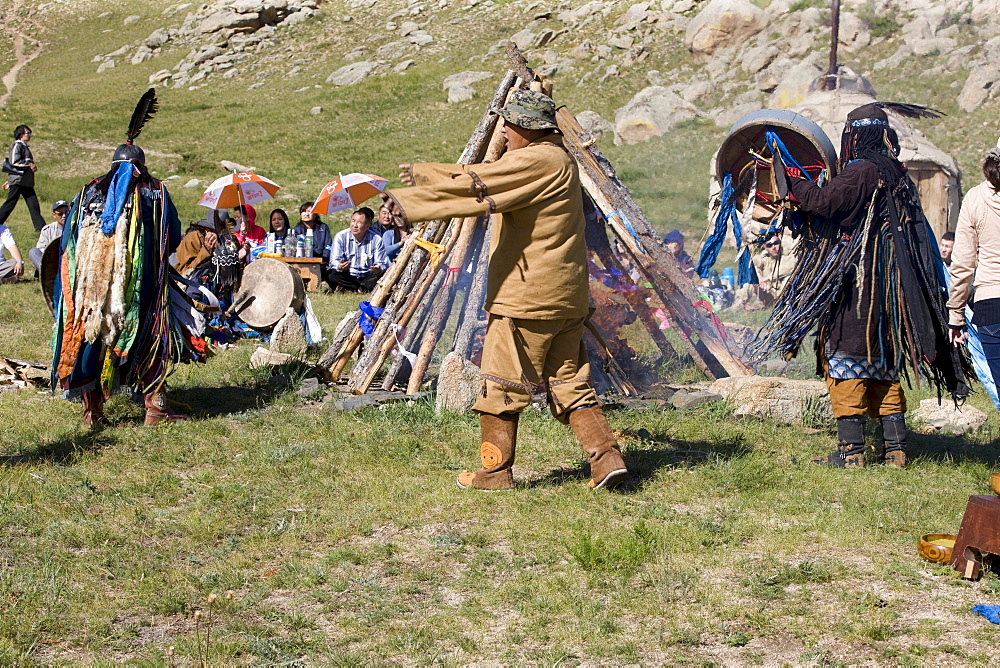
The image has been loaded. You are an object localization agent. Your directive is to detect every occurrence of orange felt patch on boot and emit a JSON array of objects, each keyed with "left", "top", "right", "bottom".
[{"left": 480, "top": 441, "right": 503, "bottom": 469}]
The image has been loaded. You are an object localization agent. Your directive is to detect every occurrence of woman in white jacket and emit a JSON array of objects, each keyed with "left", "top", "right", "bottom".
[{"left": 947, "top": 147, "right": 1000, "bottom": 387}]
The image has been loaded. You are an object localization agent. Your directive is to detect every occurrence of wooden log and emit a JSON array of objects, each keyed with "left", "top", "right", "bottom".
[
  {"left": 556, "top": 107, "right": 751, "bottom": 378},
  {"left": 324, "top": 69, "right": 518, "bottom": 380},
  {"left": 404, "top": 214, "right": 485, "bottom": 394},
  {"left": 452, "top": 226, "right": 490, "bottom": 359}
]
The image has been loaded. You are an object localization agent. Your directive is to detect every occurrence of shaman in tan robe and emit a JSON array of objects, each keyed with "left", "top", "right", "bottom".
[{"left": 385, "top": 133, "right": 595, "bottom": 417}]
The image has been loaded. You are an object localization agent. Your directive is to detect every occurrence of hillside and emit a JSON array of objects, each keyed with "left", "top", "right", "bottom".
[{"left": 1, "top": 0, "right": 999, "bottom": 246}]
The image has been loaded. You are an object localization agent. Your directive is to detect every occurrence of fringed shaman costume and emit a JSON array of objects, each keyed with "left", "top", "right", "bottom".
[
  {"left": 51, "top": 89, "right": 208, "bottom": 427},
  {"left": 749, "top": 103, "right": 971, "bottom": 468}
]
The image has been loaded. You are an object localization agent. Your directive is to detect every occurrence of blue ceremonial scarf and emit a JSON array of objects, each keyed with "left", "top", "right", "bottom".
[{"left": 100, "top": 161, "right": 136, "bottom": 235}]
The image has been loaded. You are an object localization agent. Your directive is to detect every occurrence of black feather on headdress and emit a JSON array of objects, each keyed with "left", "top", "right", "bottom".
[
  {"left": 126, "top": 88, "right": 158, "bottom": 144},
  {"left": 876, "top": 101, "right": 945, "bottom": 120}
]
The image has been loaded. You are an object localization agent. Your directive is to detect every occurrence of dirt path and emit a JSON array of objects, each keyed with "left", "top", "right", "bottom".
[{"left": 0, "top": 0, "right": 44, "bottom": 108}]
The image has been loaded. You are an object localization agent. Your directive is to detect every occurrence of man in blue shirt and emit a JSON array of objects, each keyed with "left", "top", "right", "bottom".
[{"left": 326, "top": 208, "right": 389, "bottom": 292}]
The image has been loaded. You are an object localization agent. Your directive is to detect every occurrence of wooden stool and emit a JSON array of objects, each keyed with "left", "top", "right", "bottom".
[{"left": 950, "top": 495, "right": 1000, "bottom": 580}]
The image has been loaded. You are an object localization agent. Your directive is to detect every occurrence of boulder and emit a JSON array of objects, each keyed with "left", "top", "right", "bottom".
[
  {"left": 310, "top": 106, "right": 323, "bottom": 115},
  {"left": 326, "top": 61, "right": 379, "bottom": 86},
  {"left": 685, "top": 0, "right": 766, "bottom": 64},
  {"left": 709, "top": 375, "right": 831, "bottom": 425},
  {"left": 393, "top": 59, "right": 415, "bottom": 73},
  {"left": 220, "top": 160, "right": 255, "bottom": 172},
  {"left": 875, "top": 44, "right": 912, "bottom": 71},
  {"left": 124, "top": 15, "right": 142, "bottom": 25},
  {"left": 912, "top": 398, "right": 987, "bottom": 435},
  {"left": 910, "top": 36, "right": 957, "bottom": 57},
  {"left": 709, "top": 100, "right": 763, "bottom": 128},
  {"left": 436, "top": 352, "right": 482, "bottom": 413},
  {"left": 575, "top": 110, "right": 614, "bottom": 142},
  {"left": 399, "top": 20, "right": 420, "bottom": 35},
  {"left": 447, "top": 83, "right": 475, "bottom": 103},
  {"left": 510, "top": 28, "right": 536, "bottom": 51},
  {"left": 767, "top": 60, "right": 823, "bottom": 109},
  {"left": 442, "top": 70, "right": 492, "bottom": 89},
  {"left": 679, "top": 80, "right": 716, "bottom": 104},
  {"left": 741, "top": 45, "right": 777, "bottom": 74},
  {"left": 670, "top": 389, "right": 723, "bottom": 410},
  {"left": 131, "top": 46, "right": 154, "bottom": 65},
  {"left": 613, "top": 86, "right": 699, "bottom": 145},
  {"left": 149, "top": 69, "right": 173, "bottom": 84},
  {"left": 408, "top": 31, "right": 434, "bottom": 47},
  {"left": 617, "top": 3, "right": 651, "bottom": 31},
  {"left": 250, "top": 346, "right": 303, "bottom": 369},
  {"left": 97, "top": 60, "right": 116, "bottom": 74},
  {"left": 199, "top": 10, "right": 261, "bottom": 33},
  {"left": 145, "top": 28, "right": 171, "bottom": 49},
  {"left": 270, "top": 309, "right": 307, "bottom": 355},
  {"left": 957, "top": 63, "right": 1000, "bottom": 112},
  {"left": 837, "top": 12, "right": 870, "bottom": 49}
]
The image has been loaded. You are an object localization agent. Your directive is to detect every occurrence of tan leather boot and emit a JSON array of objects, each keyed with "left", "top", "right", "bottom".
[
  {"left": 82, "top": 389, "right": 110, "bottom": 428},
  {"left": 457, "top": 413, "right": 517, "bottom": 490},
  {"left": 568, "top": 405, "right": 628, "bottom": 489},
  {"left": 144, "top": 390, "right": 190, "bottom": 426}
]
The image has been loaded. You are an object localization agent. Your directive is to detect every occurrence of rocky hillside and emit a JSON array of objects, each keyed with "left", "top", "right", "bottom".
[{"left": 3, "top": 0, "right": 1000, "bottom": 227}]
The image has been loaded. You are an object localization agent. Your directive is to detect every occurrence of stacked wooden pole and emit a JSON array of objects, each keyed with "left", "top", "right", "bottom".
[{"left": 319, "top": 46, "right": 750, "bottom": 396}]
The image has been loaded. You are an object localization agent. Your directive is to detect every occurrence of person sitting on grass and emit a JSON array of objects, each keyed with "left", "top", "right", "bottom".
[
  {"left": 292, "top": 201, "right": 333, "bottom": 264},
  {"left": 663, "top": 229, "right": 694, "bottom": 278},
  {"left": 379, "top": 203, "right": 412, "bottom": 261},
  {"left": 0, "top": 219, "right": 25, "bottom": 283},
  {"left": 232, "top": 204, "right": 266, "bottom": 254},
  {"left": 326, "top": 208, "right": 388, "bottom": 293},
  {"left": 29, "top": 200, "right": 69, "bottom": 275},
  {"left": 268, "top": 207, "right": 291, "bottom": 242}
]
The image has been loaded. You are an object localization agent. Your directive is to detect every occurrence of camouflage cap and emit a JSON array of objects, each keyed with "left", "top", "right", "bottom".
[{"left": 498, "top": 89, "right": 558, "bottom": 131}]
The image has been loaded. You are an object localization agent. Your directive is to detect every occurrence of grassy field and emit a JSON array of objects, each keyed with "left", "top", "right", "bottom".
[{"left": 3, "top": 0, "right": 1000, "bottom": 664}]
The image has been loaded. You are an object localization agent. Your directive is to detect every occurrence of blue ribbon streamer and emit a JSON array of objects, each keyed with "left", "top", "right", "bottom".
[
  {"left": 607, "top": 210, "right": 646, "bottom": 254},
  {"left": 100, "top": 161, "right": 136, "bottom": 235},
  {"left": 696, "top": 172, "right": 738, "bottom": 279},
  {"left": 358, "top": 300, "right": 384, "bottom": 338}
]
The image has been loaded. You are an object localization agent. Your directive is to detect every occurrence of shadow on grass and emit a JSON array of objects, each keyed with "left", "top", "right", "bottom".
[
  {"left": 170, "top": 379, "right": 294, "bottom": 418},
  {"left": 908, "top": 430, "right": 1000, "bottom": 468},
  {"left": 529, "top": 430, "right": 752, "bottom": 493},
  {"left": 0, "top": 429, "right": 118, "bottom": 466}
]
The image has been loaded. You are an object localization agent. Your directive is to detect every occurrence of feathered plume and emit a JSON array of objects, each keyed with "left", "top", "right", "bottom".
[
  {"left": 126, "top": 88, "right": 158, "bottom": 143},
  {"left": 876, "top": 101, "right": 945, "bottom": 120}
]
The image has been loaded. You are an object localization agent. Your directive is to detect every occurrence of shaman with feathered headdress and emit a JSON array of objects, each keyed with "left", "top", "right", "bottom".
[
  {"left": 748, "top": 101, "right": 972, "bottom": 469},
  {"left": 50, "top": 88, "right": 209, "bottom": 427}
]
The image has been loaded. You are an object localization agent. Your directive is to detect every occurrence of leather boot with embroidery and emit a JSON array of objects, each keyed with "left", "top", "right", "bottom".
[
  {"left": 144, "top": 390, "right": 190, "bottom": 426},
  {"left": 812, "top": 416, "right": 865, "bottom": 468},
  {"left": 82, "top": 389, "right": 110, "bottom": 428},
  {"left": 881, "top": 413, "right": 907, "bottom": 468},
  {"left": 568, "top": 405, "right": 628, "bottom": 489},
  {"left": 457, "top": 413, "right": 517, "bottom": 490}
]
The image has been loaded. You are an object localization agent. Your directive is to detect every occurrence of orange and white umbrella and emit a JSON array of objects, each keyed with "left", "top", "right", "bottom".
[
  {"left": 197, "top": 172, "right": 281, "bottom": 209},
  {"left": 311, "top": 173, "right": 388, "bottom": 215}
]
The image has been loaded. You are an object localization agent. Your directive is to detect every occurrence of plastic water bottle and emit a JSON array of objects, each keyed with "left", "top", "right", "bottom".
[
  {"left": 296, "top": 235, "right": 305, "bottom": 258},
  {"left": 266, "top": 232, "right": 274, "bottom": 254},
  {"left": 722, "top": 267, "right": 735, "bottom": 291},
  {"left": 274, "top": 239, "right": 283, "bottom": 257},
  {"left": 304, "top": 229, "right": 313, "bottom": 257}
]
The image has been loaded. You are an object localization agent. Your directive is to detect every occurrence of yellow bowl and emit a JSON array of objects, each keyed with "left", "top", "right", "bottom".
[
  {"left": 991, "top": 472, "right": 1000, "bottom": 496},
  {"left": 918, "top": 533, "right": 956, "bottom": 564}
]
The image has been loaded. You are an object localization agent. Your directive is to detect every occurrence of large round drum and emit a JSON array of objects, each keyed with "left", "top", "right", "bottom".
[
  {"left": 231, "top": 258, "right": 305, "bottom": 330},
  {"left": 718, "top": 109, "right": 838, "bottom": 207}
]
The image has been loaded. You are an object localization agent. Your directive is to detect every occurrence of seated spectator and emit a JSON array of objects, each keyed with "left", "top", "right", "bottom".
[
  {"left": 174, "top": 218, "right": 219, "bottom": 278},
  {"left": 359, "top": 206, "right": 380, "bottom": 234},
  {"left": 753, "top": 233, "right": 796, "bottom": 298},
  {"left": 375, "top": 203, "right": 395, "bottom": 237},
  {"left": 327, "top": 208, "right": 389, "bottom": 292},
  {"left": 29, "top": 199, "right": 68, "bottom": 274},
  {"left": 940, "top": 230, "right": 955, "bottom": 267},
  {"left": 292, "top": 201, "right": 332, "bottom": 264},
  {"left": 380, "top": 203, "right": 412, "bottom": 261},
  {"left": 233, "top": 204, "right": 266, "bottom": 249},
  {"left": 0, "top": 220, "right": 25, "bottom": 283},
  {"left": 268, "top": 208, "right": 291, "bottom": 242},
  {"left": 663, "top": 229, "right": 695, "bottom": 278}
]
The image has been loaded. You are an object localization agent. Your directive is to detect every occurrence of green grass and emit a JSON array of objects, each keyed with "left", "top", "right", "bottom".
[{"left": 2, "top": 0, "right": 1000, "bottom": 662}]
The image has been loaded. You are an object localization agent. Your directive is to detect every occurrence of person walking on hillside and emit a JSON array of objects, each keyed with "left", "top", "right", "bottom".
[
  {"left": 1, "top": 125, "right": 47, "bottom": 232},
  {"left": 383, "top": 89, "right": 628, "bottom": 491}
]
